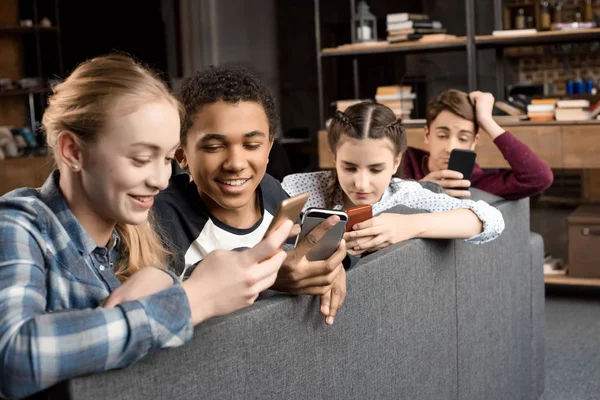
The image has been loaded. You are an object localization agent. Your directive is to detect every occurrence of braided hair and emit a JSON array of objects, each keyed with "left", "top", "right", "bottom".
[{"left": 326, "top": 102, "right": 407, "bottom": 208}]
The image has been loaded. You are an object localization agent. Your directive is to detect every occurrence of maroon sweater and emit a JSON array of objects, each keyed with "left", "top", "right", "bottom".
[{"left": 400, "top": 131, "right": 554, "bottom": 200}]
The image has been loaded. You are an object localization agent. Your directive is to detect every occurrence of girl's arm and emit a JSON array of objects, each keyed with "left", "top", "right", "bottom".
[
  {"left": 373, "top": 180, "right": 505, "bottom": 244},
  {"left": 404, "top": 208, "right": 482, "bottom": 239},
  {"left": 0, "top": 213, "right": 193, "bottom": 399}
]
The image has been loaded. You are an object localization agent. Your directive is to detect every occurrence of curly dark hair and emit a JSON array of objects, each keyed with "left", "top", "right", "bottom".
[{"left": 178, "top": 65, "right": 279, "bottom": 145}]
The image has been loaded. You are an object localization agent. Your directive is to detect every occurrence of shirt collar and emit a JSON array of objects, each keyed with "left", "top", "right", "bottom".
[{"left": 39, "top": 170, "right": 120, "bottom": 256}]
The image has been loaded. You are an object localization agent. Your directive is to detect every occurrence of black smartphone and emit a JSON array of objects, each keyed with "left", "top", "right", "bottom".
[{"left": 448, "top": 149, "right": 476, "bottom": 189}]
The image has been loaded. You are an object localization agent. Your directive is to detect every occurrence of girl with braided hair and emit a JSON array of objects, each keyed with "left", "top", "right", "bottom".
[{"left": 281, "top": 101, "right": 505, "bottom": 255}]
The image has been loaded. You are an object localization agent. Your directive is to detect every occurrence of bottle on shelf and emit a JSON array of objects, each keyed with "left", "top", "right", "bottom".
[
  {"left": 553, "top": 2, "right": 563, "bottom": 24},
  {"left": 515, "top": 8, "right": 526, "bottom": 29},
  {"left": 540, "top": 1, "right": 551, "bottom": 31},
  {"left": 526, "top": 16, "right": 535, "bottom": 29},
  {"left": 584, "top": 0, "right": 594, "bottom": 22}
]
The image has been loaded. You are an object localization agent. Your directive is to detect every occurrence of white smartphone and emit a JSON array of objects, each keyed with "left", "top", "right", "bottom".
[{"left": 295, "top": 208, "right": 348, "bottom": 262}]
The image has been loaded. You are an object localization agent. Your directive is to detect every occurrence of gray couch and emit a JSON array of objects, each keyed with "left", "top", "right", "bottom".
[{"left": 40, "top": 190, "right": 545, "bottom": 400}]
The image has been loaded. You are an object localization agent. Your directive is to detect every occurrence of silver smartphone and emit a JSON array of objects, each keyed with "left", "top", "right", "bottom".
[{"left": 295, "top": 208, "right": 348, "bottom": 262}]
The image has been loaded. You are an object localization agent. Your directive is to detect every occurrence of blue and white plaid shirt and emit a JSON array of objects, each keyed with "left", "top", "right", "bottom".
[{"left": 0, "top": 171, "right": 193, "bottom": 399}]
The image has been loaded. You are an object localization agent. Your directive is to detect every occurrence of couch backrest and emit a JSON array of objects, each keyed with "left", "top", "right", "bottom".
[{"left": 59, "top": 195, "right": 543, "bottom": 400}]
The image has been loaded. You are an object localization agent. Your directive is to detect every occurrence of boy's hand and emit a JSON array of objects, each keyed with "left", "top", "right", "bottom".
[
  {"left": 469, "top": 91, "right": 504, "bottom": 139},
  {"left": 420, "top": 170, "right": 471, "bottom": 198}
]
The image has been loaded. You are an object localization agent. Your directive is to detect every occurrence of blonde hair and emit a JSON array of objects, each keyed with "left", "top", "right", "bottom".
[{"left": 42, "top": 54, "right": 181, "bottom": 281}]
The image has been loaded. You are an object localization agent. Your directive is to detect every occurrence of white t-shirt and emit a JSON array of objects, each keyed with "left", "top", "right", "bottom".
[{"left": 281, "top": 171, "right": 505, "bottom": 244}]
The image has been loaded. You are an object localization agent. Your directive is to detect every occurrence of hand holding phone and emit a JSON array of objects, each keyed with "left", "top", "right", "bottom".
[
  {"left": 344, "top": 204, "right": 372, "bottom": 232},
  {"left": 295, "top": 208, "right": 348, "bottom": 261},
  {"left": 448, "top": 149, "right": 476, "bottom": 186},
  {"left": 263, "top": 193, "right": 309, "bottom": 238}
]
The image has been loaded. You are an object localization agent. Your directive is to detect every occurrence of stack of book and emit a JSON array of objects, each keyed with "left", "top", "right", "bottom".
[
  {"left": 336, "top": 99, "right": 363, "bottom": 112},
  {"left": 374, "top": 85, "right": 416, "bottom": 119},
  {"left": 527, "top": 99, "right": 557, "bottom": 121},
  {"left": 386, "top": 13, "right": 446, "bottom": 43},
  {"left": 555, "top": 99, "right": 591, "bottom": 121}
]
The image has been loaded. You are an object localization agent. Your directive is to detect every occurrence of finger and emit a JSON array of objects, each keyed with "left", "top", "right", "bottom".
[
  {"left": 375, "top": 241, "right": 391, "bottom": 250},
  {"left": 320, "top": 290, "right": 331, "bottom": 316},
  {"left": 288, "top": 224, "right": 301, "bottom": 238},
  {"left": 293, "top": 263, "right": 343, "bottom": 289},
  {"left": 355, "top": 235, "right": 387, "bottom": 251},
  {"left": 294, "top": 215, "right": 340, "bottom": 257},
  {"left": 247, "top": 220, "right": 294, "bottom": 262},
  {"left": 343, "top": 231, "right": 354, "bottom": 242},
  {"left": 327, "top": 273, "right": 346, "bottom": 325},
  {"left": 438, "top": 170, "right": 464, "bottom": 180},
  {"left": 352, "top": 217, "right": 376, "bottom": 231},
  {"left": 102, "top": 293, "right": 121, "bottom": 308},
  {"left": 350, "top": 226, "right": 384, "bottom": 239},
  {"left": 446, "top": 189, "right": 471, "bottom": 198},
  {"left": 252, "top": 250, "right": 288, "bottom": 292}
]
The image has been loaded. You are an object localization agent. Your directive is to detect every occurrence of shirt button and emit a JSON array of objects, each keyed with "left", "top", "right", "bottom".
[{"left": 99, "top": 265, "right": 105, "bottom": 272}]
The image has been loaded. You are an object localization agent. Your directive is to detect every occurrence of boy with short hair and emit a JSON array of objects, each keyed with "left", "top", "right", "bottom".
[{"left": 401, "top": 89, "right": 553, "bottom": 200}]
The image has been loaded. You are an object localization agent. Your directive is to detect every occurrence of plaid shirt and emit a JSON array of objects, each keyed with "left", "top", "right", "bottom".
[{"left": 0, "top": 171, "right": 193, "bottom": 399}]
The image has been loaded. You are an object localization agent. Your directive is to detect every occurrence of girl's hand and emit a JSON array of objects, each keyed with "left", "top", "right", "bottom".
[
  {"left": 103, "top": 267, "right": 174, "bottom": 308},
  {"left": 344, "top": 214, "right": 415, "bottom": 253}
]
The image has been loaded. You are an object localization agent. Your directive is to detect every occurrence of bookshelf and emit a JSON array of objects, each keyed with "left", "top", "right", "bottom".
[
  {"left": 321, "top": 37, "right": 467, "bottom": 57},
  {"left": 476, "top": 27, "right": 600, "bottom": 48},
  {"left": 313, "top": 0, "right": 600, "bottom": 130},
  {"left": 0, "top": 0, "right": 64, "bottom": 131}
]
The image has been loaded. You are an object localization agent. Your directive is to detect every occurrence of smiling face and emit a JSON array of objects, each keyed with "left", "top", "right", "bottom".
[
  {"left": 181, "top": 100, "right": 273, "bottom": 217},
  {"left": 335, "top": 135, "right": 401, "bottom": 208},
  {"left": 424, "top": 110, "right": 478, "bottom": 173},
  {"left": 80, "top": 99, "right": 180, "bottom": 226}
]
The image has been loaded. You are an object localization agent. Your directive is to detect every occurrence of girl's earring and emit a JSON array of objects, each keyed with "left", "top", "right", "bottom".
[{"left": 72, "top": 164, "right": 79, "bottom": 171}]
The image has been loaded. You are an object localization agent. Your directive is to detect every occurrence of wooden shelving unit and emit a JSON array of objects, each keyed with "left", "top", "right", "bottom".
[
  {"left": 0, "top": 0, "right": 63, "bottom": 131},
  {"left": 321, "top": 37, "right": 467, "bottom": 57},
  {"left": 476, "top": 28, "right": 600, "bottom": 48},
  {"left": 320, "top": 28, "right": 600, "bottom": 57},
  {"left": 544, "top": 274, "right": 600, "bottom": 288}
]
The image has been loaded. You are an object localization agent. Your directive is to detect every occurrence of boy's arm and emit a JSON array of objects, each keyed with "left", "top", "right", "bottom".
[{"left": 471, "top": 92, "right": 554, "bottom": 200}]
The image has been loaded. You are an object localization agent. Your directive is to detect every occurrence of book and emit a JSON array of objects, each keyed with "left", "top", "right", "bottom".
[
  {"left": 491, "top": 29, "right": 537, "bottom": 37},
  {"left": 494, "top": 101, "right": 525, "bottom": 116},
  {"left": 493, "top": 115, "right": 528, "bottom": 124},
  {"left": 387, "top": 33, "right": 422, "bottom": 43},
  {"left": 555, "top": 108, "right": 590, "bottom": 121},
  {"left": 386, "top": 13, "right": 429, "bottom": 24},
  {"left": 387, "top": 28, "right": 447, "bottom": 36},
  {"left": 375, "top": 93, "right": 417, "bottom": 101},
  {"left": 377, "top": 99, "right": 414, "bottom": 107},
  {"left": 556, "top": 99, "right": 590, "bottom": 109},
  {"left": 387, "top": 20, "right": 442, "bottom": 31},
  {"left": 376, "top": 85, "right": 412, "bottom": 95},
  {"left": 336, "top": 99, "right": 363, "bottom": 112},
  {"left": 552, "top": 21, "right": 597, "bottom": 31},
  {"left": 527, "top": 104, "right": 556, "bottom": 112},
  {"left": 402, "top": 118, "right": 427, "bottom": 124},
  {"left": 531, "top": 98, "right": 558, "bottom": 106},
  {"left": 527, "top": 110, "right": 555, "bottom": 121},
  {"left": 420, "top": 34, "right": 457, "bottom": 42}
]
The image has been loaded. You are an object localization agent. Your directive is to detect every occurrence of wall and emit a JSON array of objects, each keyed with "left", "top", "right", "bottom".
[{"left": 177, "top": 0, "right": 281, "bottom": 120}]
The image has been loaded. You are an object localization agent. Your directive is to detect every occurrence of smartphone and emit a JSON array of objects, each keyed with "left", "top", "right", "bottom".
[
  {"left": 263, "top": 192, "right": 310, "bottom": 238},
  {"left": 344, "top": 204, "right": 373, "bottom": 232},
  {"left": 448, "top": 149, "right": 477, "bottom": 189},
  {"left": 295, "top": 208, "right": 348, "bottom": 262}
]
